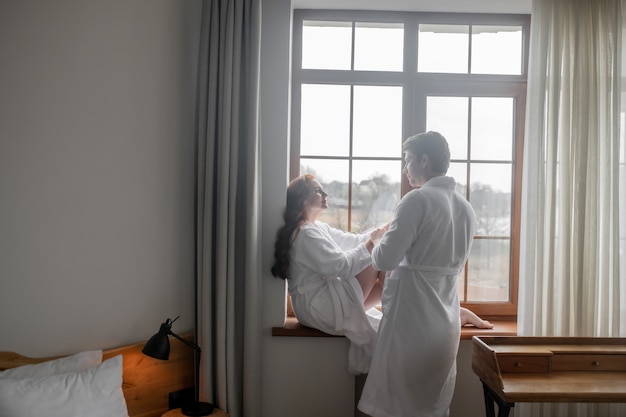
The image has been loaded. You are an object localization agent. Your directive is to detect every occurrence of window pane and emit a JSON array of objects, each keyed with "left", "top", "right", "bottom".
[
  {"left": 471, "top": 25, "right": 523, "bottom": 75},
  {"left": 355, "top": 22, "right": 404, "bottom": 71},
  {"left": 301, "top": 84, "right": 351, "bottom": 156},
  {"left": 352, "top": 160, "right": 401, "bottom": 232},
  {"left": 471, "top": 97, "right": 514, "bottom": 161},
  {"left": 302, "top": 21, "right": 352, "bottom": 70},
  {"left": 418, "top": 24, "right": 469, "bottom": 73},
  {"left": 448, "top": 162, "right": 468, "bottom": 196},
  {"left": 467, "top": 239, "right": 510, "bottom": 302},
  {"left": 426, "top": 96, "right": 468, "bottom": 160},
  {"left": 471, "top": 162, "right": 512, "bottom": 193},
  {"left": 300, "top": 158, "right": 349, "bottom": 230},
  {"left": 353, "top": 86, "right": 403, "bottom": 157},
  {"left": 469, "top": 163, "right": 512, "bottom": 236}
]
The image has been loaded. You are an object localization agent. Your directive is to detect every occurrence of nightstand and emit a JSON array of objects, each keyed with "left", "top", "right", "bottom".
[{"left": 162, "top": 408, "right": 228, "bottom": 417}]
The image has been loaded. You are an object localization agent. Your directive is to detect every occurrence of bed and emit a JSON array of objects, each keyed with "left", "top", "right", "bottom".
[{"left": 0, "top": 333, "right": 195, "bottom": 417}]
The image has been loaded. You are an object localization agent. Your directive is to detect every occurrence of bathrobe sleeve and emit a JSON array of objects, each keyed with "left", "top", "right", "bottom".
[
  {"left": 295, "top": 223, "right": 372, "bottom": 280},
  {"left": 371, "top": 190, "right": 424, "bottom": 272},
  {"left": 316, "top": 221, "right": 369, "bottom": 251}
]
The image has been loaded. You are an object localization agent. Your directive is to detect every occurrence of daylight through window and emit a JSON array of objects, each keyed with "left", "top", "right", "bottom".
[{"left": 291, "top": 11, "right": 530, "bottom": 318}]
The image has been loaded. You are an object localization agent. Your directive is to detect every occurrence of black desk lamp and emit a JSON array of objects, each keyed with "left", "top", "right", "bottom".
[{"left": 142, "top": 316, "right": 214, "bottom": 416}]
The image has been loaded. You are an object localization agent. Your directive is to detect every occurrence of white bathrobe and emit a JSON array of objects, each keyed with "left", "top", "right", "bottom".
[
  {"left": 288, "top": 221, "right": 379, "bottom": 374},
  {"left": 358, "top": 176, "right": 476, "bottom": 417}
]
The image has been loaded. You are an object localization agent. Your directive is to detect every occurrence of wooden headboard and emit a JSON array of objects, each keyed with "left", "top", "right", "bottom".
[{"left": 0, "top": 333, "right": 194, "bottom": 417}]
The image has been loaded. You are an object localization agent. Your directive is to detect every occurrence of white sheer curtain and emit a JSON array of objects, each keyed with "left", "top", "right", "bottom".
[
  {"left": 194, "top": 1, "right": 262, "bottom": 417},
  {"left": 518, "top": 0, "right": 626, "bottom": 415}
]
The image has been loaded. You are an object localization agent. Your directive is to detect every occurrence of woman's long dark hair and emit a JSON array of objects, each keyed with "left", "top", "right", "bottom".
[{"left": 271, "top": 174, "right": 317, "bottom": 279}]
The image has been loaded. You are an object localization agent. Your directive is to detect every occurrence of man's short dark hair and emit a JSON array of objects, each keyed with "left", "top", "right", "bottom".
[{"left": 402, "top": 131, "right": 451, "bottom": 174}]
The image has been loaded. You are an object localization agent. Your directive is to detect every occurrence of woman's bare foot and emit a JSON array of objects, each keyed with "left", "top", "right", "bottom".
[{"left": 460, "top": 307, "right": 494, "bottom": 329}]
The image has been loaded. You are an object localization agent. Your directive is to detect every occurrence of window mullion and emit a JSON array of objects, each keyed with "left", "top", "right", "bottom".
[{"left": 348, "top": 84, "right": 354, "bottom": 232}]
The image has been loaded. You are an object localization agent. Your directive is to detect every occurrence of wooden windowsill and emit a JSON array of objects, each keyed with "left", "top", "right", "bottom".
[
  {"left": 272, "top": 317, "right": 341, "bottom": 337},
  {"left": 458, "top": 319, "right": 517, "bottom": 339},
  {"left": 272, "top": 316, "right": 517, "bottom": 339}
]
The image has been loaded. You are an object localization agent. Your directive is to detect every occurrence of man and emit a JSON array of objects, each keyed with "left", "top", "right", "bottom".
[{"left": 358, "top": 131, "right": 477, "bottom": 417}]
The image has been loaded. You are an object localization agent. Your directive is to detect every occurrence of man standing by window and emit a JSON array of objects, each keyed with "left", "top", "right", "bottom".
[{"left": 358, "top": 131, "right": 475, "bottom": 417}]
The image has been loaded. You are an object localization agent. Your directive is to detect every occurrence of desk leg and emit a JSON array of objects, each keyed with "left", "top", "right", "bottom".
[
  {"left": 481, "top": 382, "right": 514, "bottom": 417},
  {"left": 482, "top": 383, "right": 496, "bottom": 417}
]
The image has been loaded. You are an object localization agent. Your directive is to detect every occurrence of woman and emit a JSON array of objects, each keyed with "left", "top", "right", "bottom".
[
  {"left": 271, "top": 174, "right": 387, "bottom": 374},
  {"left": 359, "top": 131, "right": 485, "bottom": 417}
]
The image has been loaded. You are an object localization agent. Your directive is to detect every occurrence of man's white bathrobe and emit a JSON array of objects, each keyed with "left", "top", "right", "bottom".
[
  {"left": 288, "top": 221, "right": 379, "bottom": 374},
  {"left": 358, "top": 176, "right": 476, "bottom": 417}
]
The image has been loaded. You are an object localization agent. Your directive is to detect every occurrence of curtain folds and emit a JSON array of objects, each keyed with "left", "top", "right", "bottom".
[
  {"left": 518, "top": 0, "right": 626, "bottom": 415},
  {"left": 194, "top": 1, "right": 262, "bottom": 417}
]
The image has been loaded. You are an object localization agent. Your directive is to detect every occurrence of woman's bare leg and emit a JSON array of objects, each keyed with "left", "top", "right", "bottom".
[
  {"left": 355, "top": 264, "right": 380, "bottom": 302},
  {"left": 356, "top": 266, "right": 386, "bottom": 310},
  {"left": 363, "top": 280, "right": 382, "bottom": 310}
]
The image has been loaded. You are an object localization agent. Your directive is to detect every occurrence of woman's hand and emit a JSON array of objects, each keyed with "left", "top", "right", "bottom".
[
  {"left": 365, "top": 226, "right": 387, "bottom": 253},
  {"left": 369, "top": 226, "right": 387, "bottom": 246}
]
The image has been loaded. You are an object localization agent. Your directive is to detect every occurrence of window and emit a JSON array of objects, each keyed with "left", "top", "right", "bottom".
[{"left": 291, "top": 11, "right": 530, "bottom": 319}]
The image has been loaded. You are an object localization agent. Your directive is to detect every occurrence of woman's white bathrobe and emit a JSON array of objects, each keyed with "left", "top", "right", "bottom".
[
  {"left": 358, "top": 176, "right": 476, "bottom": 417},
  {"left": 288, "top": 221, "right": 379, "bottom": 374}
]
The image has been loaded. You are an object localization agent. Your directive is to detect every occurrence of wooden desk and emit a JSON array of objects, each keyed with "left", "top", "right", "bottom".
[{"left": 472, "top": 336, "right": 626, "bottom": 417}]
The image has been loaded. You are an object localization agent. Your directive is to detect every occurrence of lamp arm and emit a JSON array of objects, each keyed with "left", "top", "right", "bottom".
[
  {"left": 168, "top": 329, "right": 203, "bottom": 405},
  {"left": 168, "top": 330, "right": 201, "bottom": 353}
]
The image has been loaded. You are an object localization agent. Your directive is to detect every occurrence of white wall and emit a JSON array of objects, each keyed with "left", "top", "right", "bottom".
[{"left": 0, "top": 0, "right": 202, "bottom": 356}]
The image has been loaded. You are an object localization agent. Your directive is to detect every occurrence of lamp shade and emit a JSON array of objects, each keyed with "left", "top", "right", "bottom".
[{"left": 141, "top": 321, "right": 171, "bottom": 360}]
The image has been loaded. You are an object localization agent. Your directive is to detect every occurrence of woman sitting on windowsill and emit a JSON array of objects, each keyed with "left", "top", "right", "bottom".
[{"left": 271, "top": 174, "right": 492, "bottom": 375}]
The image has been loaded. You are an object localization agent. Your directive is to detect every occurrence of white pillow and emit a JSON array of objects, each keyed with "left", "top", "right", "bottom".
[
  {"left": 0, "top": 355, "right": 129, "bottom": 417},
  {"left": 0, "top": 350, "right": 102, "bottom": 379}
]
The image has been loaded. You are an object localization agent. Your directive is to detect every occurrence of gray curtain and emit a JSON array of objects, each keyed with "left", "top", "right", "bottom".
[{"left": 194, "top": 1, "right": 262, "bottom": 417}]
